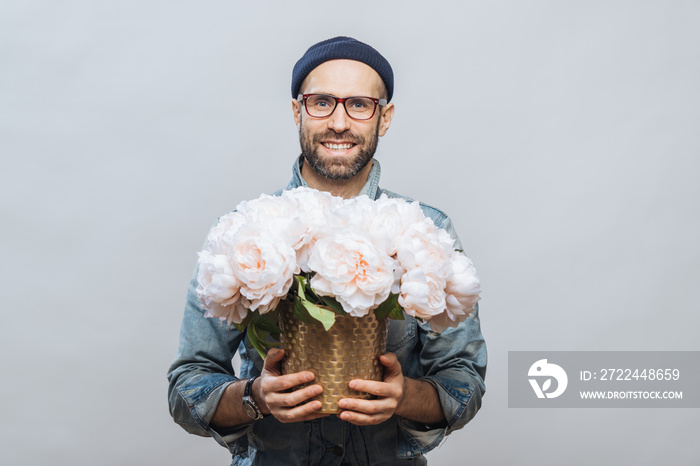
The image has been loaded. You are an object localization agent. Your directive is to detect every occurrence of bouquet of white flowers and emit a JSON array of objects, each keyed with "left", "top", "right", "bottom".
[{"left": 195, "top": 187, "right": 480, "bottom": 357}]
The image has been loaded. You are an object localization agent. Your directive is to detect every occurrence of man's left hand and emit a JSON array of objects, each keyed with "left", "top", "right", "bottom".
[{"left": 337, "top": 352, "right": 405, "bottom": 425}]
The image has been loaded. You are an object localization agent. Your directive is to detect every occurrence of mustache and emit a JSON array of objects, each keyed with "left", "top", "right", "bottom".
[{"left": 312, "top": 130, "right": 365, "bottom": 144}]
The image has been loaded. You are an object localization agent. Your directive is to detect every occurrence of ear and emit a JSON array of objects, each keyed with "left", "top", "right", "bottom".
[
  {"left": 292, "top": 98, "right": 302, "bottom": 130},
  {"left": 377, "top": 102, "right": 395, "bottom": 137}
]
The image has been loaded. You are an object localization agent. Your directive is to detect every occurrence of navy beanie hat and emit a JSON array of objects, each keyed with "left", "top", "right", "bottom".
[{"left": 291, "top": 36, "right": 394, "bottom": 102}]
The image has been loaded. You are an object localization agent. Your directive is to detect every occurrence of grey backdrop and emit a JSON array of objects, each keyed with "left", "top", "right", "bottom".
[{"left": 2, "top": 1, "right": 699, "bottom": 465}]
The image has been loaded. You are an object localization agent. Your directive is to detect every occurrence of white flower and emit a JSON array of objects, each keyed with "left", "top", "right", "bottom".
[
  {"left": 280, "top": 187, "right": 343, "bottom": 272},
  {"left": 230, "top": 224, "right": 297, "bottom": 314},
  {"left": 398, "top": 268, "right": 447, "bottom": 320},
  {"left": 308, "top": 232, "right": 398, "bottom": 317},
  {"left": 325, "top": 194, "right": 377, "bottom": 233},
  {"left": 370, "top": 196, "right": 427, "bottom": 255},
  {"left": 195, "top": 250, "right": 250, "bottom": 324},
  {"left": 196, "top": 251, "right": 240, "bottom": 305},
  {"left": 205, "top": 211, "right": 247, "bottom": 254},
  {"left": 203, "top": 298, "right": 252, "bottom": 326},
  {"left": 236, "top": 193, "right": 307, "bottom": 251},
  {"left": 360, "top": 198, "right": 404, "bottom": 256},
  {"left": 280, "top": 187, "right": 342, "bottom": 224},
  {"left": 396, "top": 218, "right": 454, "bottom": 276},
  {"left": 195, "top": 187, "right": 482, "bottom": 333},
  {"left": 429, "top": 253, "right": 481, "bottom": 332}
]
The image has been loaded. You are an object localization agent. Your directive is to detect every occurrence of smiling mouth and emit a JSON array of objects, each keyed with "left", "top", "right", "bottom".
[{"left": 322, "top": 142, "right": 356, "bottom": 151}]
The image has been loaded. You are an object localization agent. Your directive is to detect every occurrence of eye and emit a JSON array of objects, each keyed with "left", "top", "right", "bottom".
[
  {"left": 348, "top": 98, "right": 371, "bottom": 109},
  {"left": 308, "top": 95, "right": 334, "bottom": 108}
]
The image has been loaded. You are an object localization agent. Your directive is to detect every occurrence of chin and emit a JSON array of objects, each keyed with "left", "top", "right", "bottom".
[{"left": 305, "top": 152, "right": 372, "bottom": 181}]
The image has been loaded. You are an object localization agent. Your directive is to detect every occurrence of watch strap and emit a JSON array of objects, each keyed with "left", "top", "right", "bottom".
[
  {"left": 245, "top": 376, "right": 257, "bottom": 397},
  {"left": 242, "top": 376, "right": 263, "bottom": 420}
]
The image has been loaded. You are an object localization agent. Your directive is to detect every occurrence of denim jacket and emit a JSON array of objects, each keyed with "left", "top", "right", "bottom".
[{"left": 167, "top": 157, "right": 487, "bottom": 465}]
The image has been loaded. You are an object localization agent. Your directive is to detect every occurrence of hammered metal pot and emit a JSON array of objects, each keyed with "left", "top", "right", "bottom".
[{"left": 277, "top": 301, "right": 388, "bottom": 414}]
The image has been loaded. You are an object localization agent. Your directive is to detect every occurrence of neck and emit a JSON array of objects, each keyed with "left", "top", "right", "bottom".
[{"left": 300, "top": 160, "right": 373, "bottom": 199}]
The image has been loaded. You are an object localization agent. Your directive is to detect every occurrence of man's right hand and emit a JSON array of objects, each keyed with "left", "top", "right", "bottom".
[{"left": 254, "top": 348, "right": 328, "bottom": 423}]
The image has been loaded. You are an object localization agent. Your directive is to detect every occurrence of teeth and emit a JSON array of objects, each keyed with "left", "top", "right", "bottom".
[{"left": 323, "top": 143, "right": 353, "bottom": 151}]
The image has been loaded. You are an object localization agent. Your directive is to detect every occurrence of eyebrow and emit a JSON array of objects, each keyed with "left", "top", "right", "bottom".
[{"left": 308, "top": 93, "right": 379, "bottom": 99}]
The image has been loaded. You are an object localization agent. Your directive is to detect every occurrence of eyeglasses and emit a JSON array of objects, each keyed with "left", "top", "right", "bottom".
[{"left": 297, "top": 93, "right": 387, "bottom": 121}]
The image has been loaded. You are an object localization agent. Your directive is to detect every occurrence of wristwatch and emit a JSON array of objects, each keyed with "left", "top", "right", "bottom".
[{"left": 242, "top": 376, "right": 264, "bottom": 420}]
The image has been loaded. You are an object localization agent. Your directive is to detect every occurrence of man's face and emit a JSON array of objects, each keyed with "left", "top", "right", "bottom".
[{"left": 294, "top": 60, "right": 394, "bottom": 181}]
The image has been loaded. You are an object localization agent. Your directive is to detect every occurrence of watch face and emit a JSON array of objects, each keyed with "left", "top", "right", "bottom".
[
  {"left": 242, "top": 396, "right": 261, "bottom": 419},
  {"left": 243, "top": 401, "right": 257, "bottom": 418}
]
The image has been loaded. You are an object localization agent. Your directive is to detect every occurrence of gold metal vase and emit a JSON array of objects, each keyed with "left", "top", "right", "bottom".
[{"left": 277, "top": 301, "right": 388, "bottom": 414}]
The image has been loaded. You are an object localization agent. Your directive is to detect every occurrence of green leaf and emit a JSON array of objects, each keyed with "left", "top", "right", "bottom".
[
  {"left": 289, "top": 275, "right": 299, "bottom": 294},
  {"left": 246, "top": 321, "right": 268, "bottom": 359},
  {"left": 374, "top": 293, "right": 403, "bottom": 320},
  {"left": 295, "top": 275, "right": 308, "bottom": 300},
  {"left": 260, "top": 339, "right": 282, "bottom": 349},
  {"left": 232, "top": 313, "right": 253, "bottom": 333},
  {"left": 318, "top": 295, "right": 346, "bottom": 315},
  {"left": 305, "top": 286, "right": 323, "bottom": 306},
  {"left": 233, "top": 322, "right": 245, "bottom": 333},
  {"left": 292, "top": 294, "right": 336, "bottom": 331},
  {"left": 292, "top": 294, "right": 318, "bottom": 324},
  {"left": 253, "top": 310, "right": 281, "bottom": 334},
  {"left": 388, "top": 305, "right": 405, "bottom": 321},
  {"left": 301, "top": 299, "right": 337, "bottom": 331}
]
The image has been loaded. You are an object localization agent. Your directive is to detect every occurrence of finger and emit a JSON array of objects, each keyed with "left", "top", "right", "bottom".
[
  {"left": 338, "top": 409, "right": 386, "bottom": 426},
  {"left": 267, "top": 384, "right": 323, "bottom": 408},
  {"left": 274, "top": 399, "right": 327, "bottom": 423},
  {"left": 380, "top": 353, "right": 402, "bottom": 379},
  {"left": 347, "top": 379, "right": 400, "bottom": 398},
  {"left": 262, "top": 348, "right": 285, "bottom": 375},
  {"left": 263, "top": 371, "right": 316, "bottom": 393},
  {"left": 380, "top": 352, "right": 397, "bottom": 366},
  {"left": 338, "top": 397, "right": 396, "bottom": 416},
  {"left": 262, "top": 349, "right": 317, "bottom": 389}
]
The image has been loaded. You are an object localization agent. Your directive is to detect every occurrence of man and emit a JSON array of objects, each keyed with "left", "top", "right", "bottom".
[{"left": 168, "top": 36, "right": 487, "bottom": 465}]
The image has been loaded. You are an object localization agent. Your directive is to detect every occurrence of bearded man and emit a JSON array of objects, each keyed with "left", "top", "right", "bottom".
[{"left": 168, "top": 36, "right": 487, "bottom": 465}]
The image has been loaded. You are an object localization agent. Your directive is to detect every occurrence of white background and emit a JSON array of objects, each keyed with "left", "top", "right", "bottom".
[{"left": 2, "top": 1, "right": 699, "bottom": 465}]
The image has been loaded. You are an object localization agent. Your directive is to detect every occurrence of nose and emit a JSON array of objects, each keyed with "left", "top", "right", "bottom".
[{"left": 327, "top": 102, "right": 352, "bottom": 133}]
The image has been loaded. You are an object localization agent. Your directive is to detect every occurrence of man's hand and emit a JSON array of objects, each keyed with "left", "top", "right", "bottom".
[
  {"left": 337, "top": 352, "right": 405, "bottom": 426},
  {"left": 255, "top": 348, "right": 329, "bottom": 423}
]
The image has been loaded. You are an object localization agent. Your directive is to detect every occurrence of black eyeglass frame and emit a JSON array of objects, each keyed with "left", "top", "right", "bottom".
[{"left": 297, "top": 93, "right": 387, "bottom": 121}]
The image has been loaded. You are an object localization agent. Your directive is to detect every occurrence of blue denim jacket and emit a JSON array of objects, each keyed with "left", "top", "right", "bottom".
[{"left": 167, "top": 157, "right": 487, "bottom": 465}]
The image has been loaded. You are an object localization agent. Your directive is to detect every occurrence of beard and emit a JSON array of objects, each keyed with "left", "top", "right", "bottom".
[{"left": 299, "top": 124, "right": 379, "bottom": 181}]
